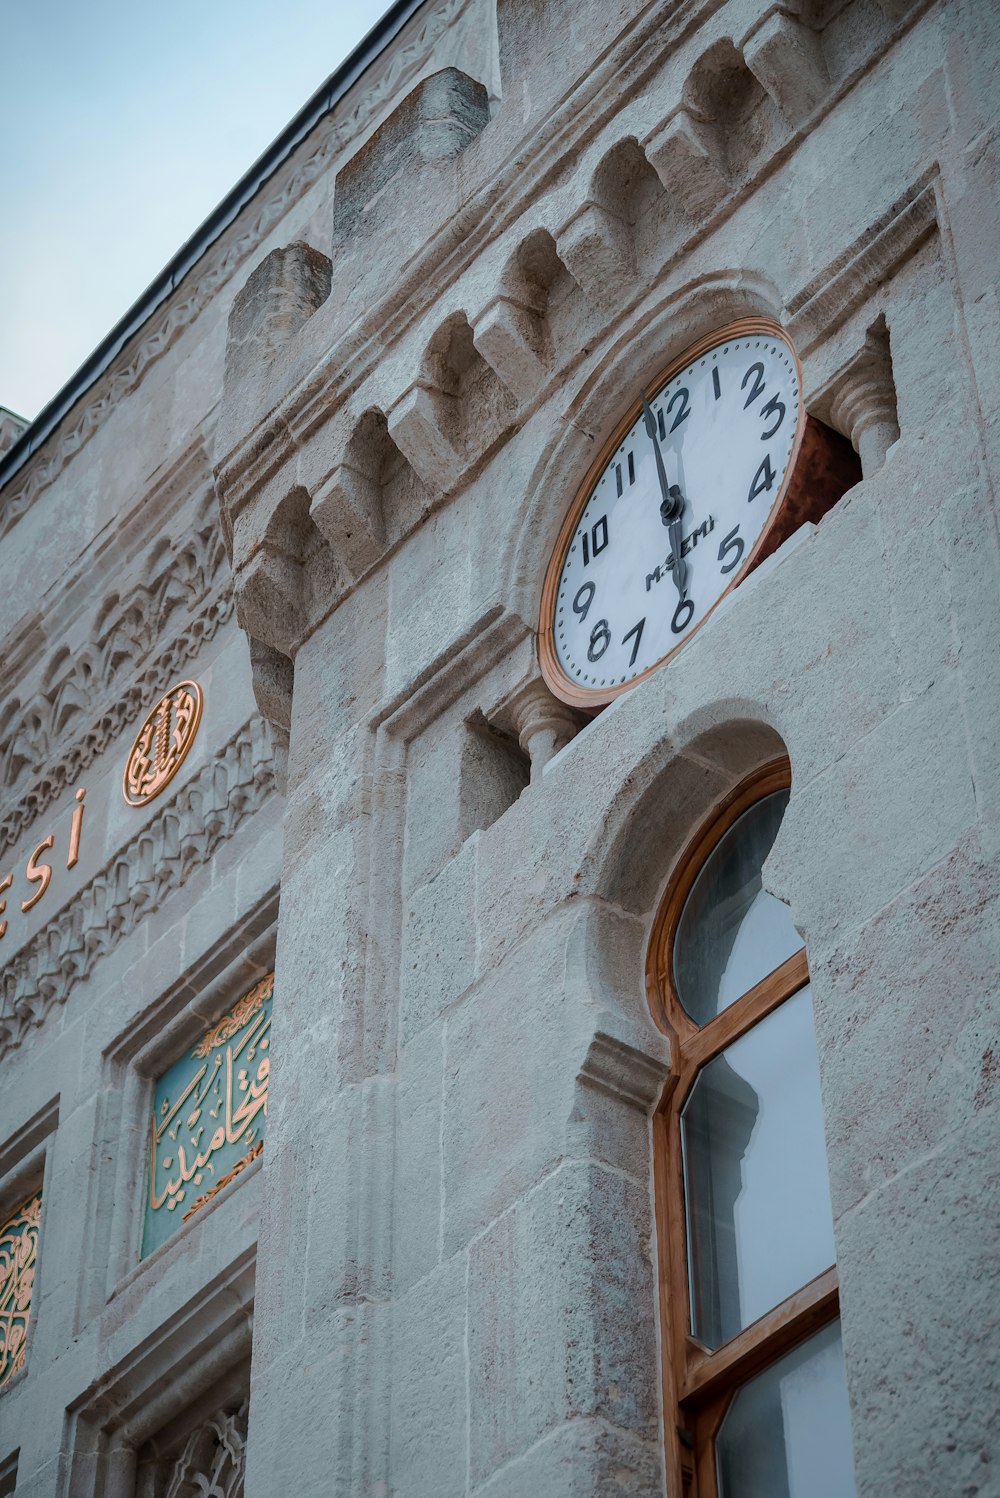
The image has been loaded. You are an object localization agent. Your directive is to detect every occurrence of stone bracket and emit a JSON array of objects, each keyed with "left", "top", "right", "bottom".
[
  {"left": 310, "top": 462, "right": 387, "bottom": 577},
  {"left": 555, "top": 202, "right": 636, "bottom": 299},
  {"left": 743, "top": 11, "right": 829, "bottom": 125},
  {"left": 471, "top": 296, "right": 547, "bottom": 404},
  {"left": 387, "top": 383, "right": 465, "bottom": 493},
  {"left": 233, "top": 545, "right": 307, "bottom": 655},
  {"left": 644, "top": 107, "right": 728, "bottom": 219}
]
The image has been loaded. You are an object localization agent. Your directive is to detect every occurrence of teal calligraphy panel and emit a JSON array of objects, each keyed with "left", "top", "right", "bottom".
[
  {"left": 0, "top": 1191, "right": 41, "bottom": 1391},
  {"left": 142, "top": 974, "right": 273, "bottom": 1258}
]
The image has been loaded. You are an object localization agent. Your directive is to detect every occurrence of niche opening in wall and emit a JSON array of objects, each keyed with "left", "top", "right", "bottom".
[{"left": 461, "top": 713, "right": 531, "bottom": 838}]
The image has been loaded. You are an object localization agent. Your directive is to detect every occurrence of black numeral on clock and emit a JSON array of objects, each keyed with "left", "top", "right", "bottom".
[
  {"left": 759, "top": 393, "right": 785, "bottom": 440},
  {"left": 573, "top": 581, "right": 596, "bottom": 621},
  {"left": 581, "top": 514, "right": 609, "bottom": 566},
  {"left": 667, "top": 387, "right": 691, "bottom": 433},
  {"left": 588, "top": 619, "right": 611, "bottom": 662},
  {"left": 712, "top": 366, "right": 722, "bottom": 401},
  {"left": 622, "top": 617, "right": 645, "bottom": 668},
  {"left": 718, "top": 525, "right": 745, "bottom": 574},
  {"left": 747, "top": 454, "right": 776, "bottom": 502},
  {"left": 671, "top": 597, "right": 695, "bottom": 635},
  {"left": 742, "top": 362, "right": 766, "bottom": 407}
]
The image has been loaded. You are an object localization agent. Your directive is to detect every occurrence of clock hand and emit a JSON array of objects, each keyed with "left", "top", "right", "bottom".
[{"left": 641, "top": 390, "right": 688, "bottom": 600}]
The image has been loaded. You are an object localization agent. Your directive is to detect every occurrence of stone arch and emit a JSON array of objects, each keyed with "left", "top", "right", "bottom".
[
  {"left": 682, "top": 36, "right": 784, "bottom": 182},
  {"left": 467, "top": 226, "right": 581, "bottom": 406},
  {"left": 500, "top": 226, "right": 574, "bottom": 316},
  {"left": 232, "top": 483, "right": 340, "bottom": 659},
  {"left": 573, "top": 707, "right": 791, "bottom": 1051},
  {"left": 503, "top": 267, "right": 785, "bottom": 625},
  {"left": 590, "top": 136, "right": 666, "bottom": 228},
  {"left": 388, "top": 309, "right": 519, "bottom": 491},
  {"left": 310, "top": 406, "right": 432, "bottom": 574}
]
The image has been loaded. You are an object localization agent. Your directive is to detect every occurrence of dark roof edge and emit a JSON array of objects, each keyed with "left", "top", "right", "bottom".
[{"left": 0, "top": 0, "right": 426, "bottom": 499}]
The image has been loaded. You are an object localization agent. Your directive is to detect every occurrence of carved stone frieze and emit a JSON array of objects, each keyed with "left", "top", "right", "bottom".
[
  {"left": 0, "top": 0, "right": 476, "bottom": 544},
  {"left": 0, "top": 495, "right": 232, "bottom": 861},
  {"left": 0, "top": 717, "right": 275, "bottom": 1063}
]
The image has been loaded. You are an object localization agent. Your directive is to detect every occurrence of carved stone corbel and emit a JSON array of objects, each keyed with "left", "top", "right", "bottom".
[
  {"left": 555, "top": 202, "right": 636, "bottom": 300},
  {"left": 309, "top": 462, "right": 387, "bottom": 576},
  {"left": 644, "top": 108, "right": 728, "bottom": 219},
  {"left": 742, "top": 11, "right": 829, "bottom": 125},
  {"left": 471, "top": 295, "right": 547, "bottom": 404},
  {"left": 386, "top": 383, "right": 465, "bottom": 493}
]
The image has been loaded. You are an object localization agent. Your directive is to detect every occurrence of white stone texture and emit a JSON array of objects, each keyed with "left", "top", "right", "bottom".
[{"left": 2, "top": 1, "right": 999, "bottom": 1495}]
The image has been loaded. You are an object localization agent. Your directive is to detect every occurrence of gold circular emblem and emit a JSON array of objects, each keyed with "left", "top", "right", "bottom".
[{"left": 123, "top": 681, "right": 204, "bottom": 807}]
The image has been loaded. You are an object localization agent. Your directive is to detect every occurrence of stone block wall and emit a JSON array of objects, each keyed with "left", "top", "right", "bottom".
[{"left": 1, "top": 0, "right": 998, "bottom": 1494}]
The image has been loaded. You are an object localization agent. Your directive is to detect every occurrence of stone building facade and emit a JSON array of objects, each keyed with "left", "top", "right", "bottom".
[{"left": 1, "top": 0, "right": 998, "bottom": 1494}]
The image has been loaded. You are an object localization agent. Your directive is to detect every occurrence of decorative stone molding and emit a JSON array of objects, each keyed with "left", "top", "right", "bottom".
[
  {"left": 577, "top": 1030, "right": 671, "bottom": 1111},
  {"left": 0, "top": 409, "right": 27, "bottom": 460},
  {"left": 0, "top": 717, "right": 275, "bottom": 1062},
  {"left": 0, "top": 502, "right": 232, "bottom": 861},
  {"left": 164, "top": 1402, "right": 248, "bottom": 1498},
  {"left": 0, "top": 0, "right": 476, "bottom": 540},
  {"left": 787, "top": 179, "right": 938, "bottom": 350}
]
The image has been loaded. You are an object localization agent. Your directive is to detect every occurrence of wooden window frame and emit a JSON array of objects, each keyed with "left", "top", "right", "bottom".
[{"left": 646, "top": 760, "right": 840, "bottom": 1497}]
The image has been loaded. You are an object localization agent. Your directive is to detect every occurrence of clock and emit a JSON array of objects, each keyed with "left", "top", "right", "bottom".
[{"left": 538, "top": 318, "right": 856, "bottom": 710}]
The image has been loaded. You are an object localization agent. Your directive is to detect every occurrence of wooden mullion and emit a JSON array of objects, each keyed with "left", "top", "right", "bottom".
[
  {"left": 680, "top": 1265, "right": 840, "bottom": 1405},
  {"left": 684, "top": 948, "right": 810, "bottom": 1071}
]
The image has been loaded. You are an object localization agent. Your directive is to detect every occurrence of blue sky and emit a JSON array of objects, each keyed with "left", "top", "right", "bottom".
[{"left": 1, "top": 1, "right": 389, "bottom": 421}]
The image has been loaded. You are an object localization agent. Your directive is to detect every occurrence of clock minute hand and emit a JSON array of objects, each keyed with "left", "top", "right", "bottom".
[{"left": 641, "top": 390, "right": 688, "bottom": 600}]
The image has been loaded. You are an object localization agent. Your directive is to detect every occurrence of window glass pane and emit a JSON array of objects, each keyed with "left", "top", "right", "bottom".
[
  {"left": 716, "top": 1320, "right": 856, "bottom": 1498},
  {"left": 674, "top": 790, "right": 803, "bottom": 1025},
  {"left": 681, "top": 986, "right": 835, "bottom": 1347}
]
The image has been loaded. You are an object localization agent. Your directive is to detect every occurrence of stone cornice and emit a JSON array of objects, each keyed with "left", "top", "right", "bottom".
[
  {"left": 0, "top": 0, "right": 475, "bottom": 544},
  {"left": 0, "top": 716, "right": 275, "bottom": 1064},
  {"left": 216, "top": 0, "right": 930, "bottom": 506}
]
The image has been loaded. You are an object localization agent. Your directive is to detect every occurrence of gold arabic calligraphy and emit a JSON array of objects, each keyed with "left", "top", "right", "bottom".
[
  {"left": 123, "top": 680, "right": 203, "bottom": 807},
  {"left": 146, "top": 975, "right": 272, "bottom": 1243}
]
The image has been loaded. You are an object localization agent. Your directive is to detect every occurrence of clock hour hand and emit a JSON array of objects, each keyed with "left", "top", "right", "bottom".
[{"left": 641, "top": 390, "right": 688, "bottom": 600}]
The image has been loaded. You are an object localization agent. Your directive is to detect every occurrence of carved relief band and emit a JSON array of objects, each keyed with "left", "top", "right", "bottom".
[
  {"left": 0, "top": 715, "right": 275, "bottom": 1063},
  {"left": 0, "top": 1191, "right": 41, "bottom": 1392},
  {"left": 143, "top": 974, "right": 273, "bottom": 1257}
]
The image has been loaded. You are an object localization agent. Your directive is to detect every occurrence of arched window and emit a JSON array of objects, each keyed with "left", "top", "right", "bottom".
[{"left": 648, "top": 762, "right": 856, "bottom": 1498}]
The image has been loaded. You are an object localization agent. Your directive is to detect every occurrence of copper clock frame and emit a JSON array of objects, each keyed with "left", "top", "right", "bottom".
[{"left": 538, "top": 317, "right": 855, "bottom": 712}]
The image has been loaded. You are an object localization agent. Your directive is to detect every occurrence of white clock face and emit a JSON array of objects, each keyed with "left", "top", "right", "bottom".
[{"left": 549, "top": 327, "right": 802, "bottom": 700}]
